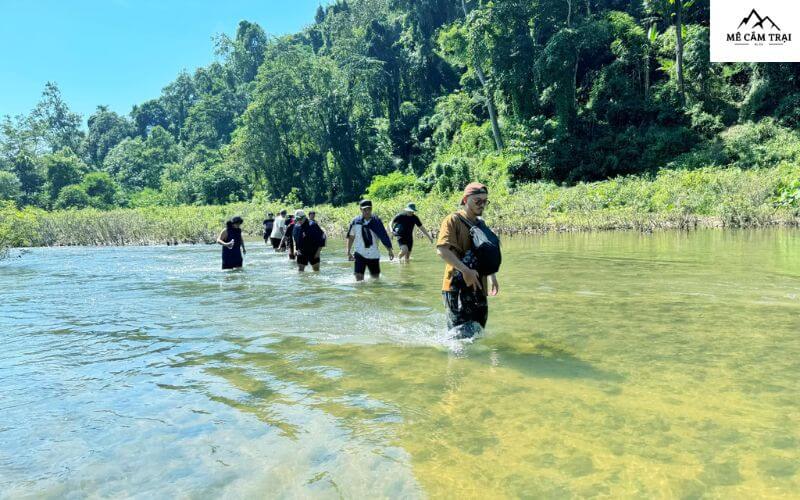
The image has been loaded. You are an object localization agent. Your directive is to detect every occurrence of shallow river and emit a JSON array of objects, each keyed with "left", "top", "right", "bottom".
[{"left": 1, "top": 230, "right": 799, "bottom": 498}]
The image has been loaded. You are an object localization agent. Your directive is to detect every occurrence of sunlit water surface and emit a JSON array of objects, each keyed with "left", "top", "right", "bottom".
[{"left": 1, "top": 230, "right": 799, "bottom": 498}]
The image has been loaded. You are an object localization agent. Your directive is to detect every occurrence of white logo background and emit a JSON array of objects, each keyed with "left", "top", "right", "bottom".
[{"left": 711, "top": 0, "right": 800, "bottom": 62}]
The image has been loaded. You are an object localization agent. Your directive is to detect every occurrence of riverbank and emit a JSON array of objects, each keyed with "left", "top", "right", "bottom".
[{"left": 1, "top": 165, "right": 799, "bottom": 248}]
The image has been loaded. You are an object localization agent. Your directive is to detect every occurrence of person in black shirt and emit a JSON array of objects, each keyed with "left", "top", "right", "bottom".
[
  {"left": 390, "top": 203, "right": 434, "bottom": 262},
  {"left": 262, "top": 213, "right": 275, "bottom": 246},
  {"left": 217, "top": 216, "right": 246, "bottom": 270},
  {"left": 292, "top": 210, "right": 326, "bottom": 272}
]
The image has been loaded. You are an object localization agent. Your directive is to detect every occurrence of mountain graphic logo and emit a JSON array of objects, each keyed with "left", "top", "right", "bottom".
[{"left": 737, "top": 9, "right": 781, "bottom": 31}]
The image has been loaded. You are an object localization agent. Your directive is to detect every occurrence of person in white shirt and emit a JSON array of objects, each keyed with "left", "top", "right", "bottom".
[
  {"left": 346, "top": 200, "right": 394, "bottom": 281},
  {"left": 269, "top": 209, "right": 287, "bottom": 251}
]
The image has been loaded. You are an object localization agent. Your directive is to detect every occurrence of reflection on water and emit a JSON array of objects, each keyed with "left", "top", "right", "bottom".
[{"left": 1, "top": 230, "right": 799, "bottom": 497}]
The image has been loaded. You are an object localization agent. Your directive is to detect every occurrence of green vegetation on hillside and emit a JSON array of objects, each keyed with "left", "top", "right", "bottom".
[{"left": 1, "top": 0, "right": 800, "bottom": 218}]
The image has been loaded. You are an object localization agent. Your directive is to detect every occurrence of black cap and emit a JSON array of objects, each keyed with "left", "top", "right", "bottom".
[{"left": 359, "top": 199, "right": 372, "bottom": 208}]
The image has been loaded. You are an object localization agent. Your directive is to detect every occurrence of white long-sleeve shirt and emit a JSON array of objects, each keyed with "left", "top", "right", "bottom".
[{"left": 270, "top": 216, "right": 286, "bottom": 239}]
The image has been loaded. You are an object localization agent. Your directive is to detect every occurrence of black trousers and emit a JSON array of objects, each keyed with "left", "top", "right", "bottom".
[{"left": 443, "top": 289, "right": 488, "bottom": 331}]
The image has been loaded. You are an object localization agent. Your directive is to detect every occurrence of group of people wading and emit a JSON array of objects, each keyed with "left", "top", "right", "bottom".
[
  {"left": 260, "top": 208, "right": 327, "bottom": 272},
  {"left": 216, "top": 183, "right": 501, "bottom": 337}
]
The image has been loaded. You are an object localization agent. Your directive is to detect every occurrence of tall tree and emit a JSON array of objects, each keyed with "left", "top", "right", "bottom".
[
  {"left": 131, "top": 99, "right": 170, "bottom": 137},
  {"left": 104, "top": 126, "right": 181, "bottom": 190},
  {"left": 43, "top": 148, "right": 86, "bottom": 203},
  {"left": 237, "top": 41, "right": 389, "bottom": 204},
  {"left": 7, "top": 152, "right": 45, "bottom": 206},
  {"left": 647, "top": 0, "right": 691, "bottom": 103},
  {"left": 160, "top": 72, "right": 198, "bottom": 138},
  {"left": 458, "top": 0, "right": 503, "bottom": 150},
  {"left": 30, "top": 82, "right": 84, "bottom": 154},
  {"left": 675, "top": 0, "right": 685, "bottom": 102},
  {"left": 215, "top": 21, "right": 269, "bottom": 85},
  {"left": 0, "top": 171, "right": 21, "bottom": 202},
  {"left": 86, "top": 106, "right": 135, "bottom": 166}
]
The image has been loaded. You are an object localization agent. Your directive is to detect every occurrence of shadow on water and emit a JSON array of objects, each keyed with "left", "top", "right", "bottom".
[{"left": 478, "top": 340, "right": 625, "bottom": 383}]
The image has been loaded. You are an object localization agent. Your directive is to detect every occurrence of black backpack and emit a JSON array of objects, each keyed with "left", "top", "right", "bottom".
[{"left": 457, "top": 214, "right": 502, "bottom": 276}]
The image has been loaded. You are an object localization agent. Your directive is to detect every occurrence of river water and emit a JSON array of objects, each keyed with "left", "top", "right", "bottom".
[{"left": 1, "top": 230, "right": 799, "bottom": 498}]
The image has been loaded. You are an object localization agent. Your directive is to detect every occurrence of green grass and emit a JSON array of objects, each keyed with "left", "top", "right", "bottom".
[{"left": 2, "top": 165, "right": 799, "bottom": 249}]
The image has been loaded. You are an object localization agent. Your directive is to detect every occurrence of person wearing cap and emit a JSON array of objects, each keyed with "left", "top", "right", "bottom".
[
  {"left": 270, "top": 209, "right": 288, "bottom": 251},
  {"left": 292, "top": 210, "right": 326, "bottom": 272},
  {"left": 217, "top": 216, "right": 246, "bottom": 270},
  {"left": 390, "top": 202, "right": 434, "bottom": 262},
  {"left": 346, "top": 199, "right": 395, "bottom": 281},
  {"left": 262, "top": 213, "right": 275, "bottom": 246},
  {"left": 436, "top": 183, "right": 499, "bottom": 336}
]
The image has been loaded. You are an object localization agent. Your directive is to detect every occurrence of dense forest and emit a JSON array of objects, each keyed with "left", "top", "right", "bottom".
[{"left": 1, "top": 0, "right": 800, "bottom": 211}]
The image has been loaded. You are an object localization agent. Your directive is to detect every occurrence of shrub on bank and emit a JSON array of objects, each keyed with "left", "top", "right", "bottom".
[
  {"left": 669, "top": 119, "right": 800, "bottom": 171},
  {"left": 1, "top": 166, "right": 798, "bottom": 248},
  {"left": 363, "top": 171, "right": 420, "bottom": 200},
  {"left": 0, "top": 201, "right": 13, "bottom": 257}
]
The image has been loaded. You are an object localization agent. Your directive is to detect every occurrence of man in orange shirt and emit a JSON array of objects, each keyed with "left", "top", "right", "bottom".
[{"left": 436, "top": 183, "right": 500, "bottom": 337}]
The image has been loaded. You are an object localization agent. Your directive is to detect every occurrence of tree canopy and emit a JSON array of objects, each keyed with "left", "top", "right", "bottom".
[{"left": 2, "top": 0, "right": 799, "bottom": 209}]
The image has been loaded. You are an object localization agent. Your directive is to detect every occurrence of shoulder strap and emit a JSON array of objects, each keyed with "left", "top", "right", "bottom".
[{"left": 455, "top": 213, "right": 476, "bottom": 230}]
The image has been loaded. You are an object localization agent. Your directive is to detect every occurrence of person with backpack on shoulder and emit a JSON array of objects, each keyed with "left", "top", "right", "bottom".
[
  {"left": 436, "top": 183, "right": 501, "bottom": 338},
  {"left": 347, "top": 199, "right": 394, "bottom": 281},
  {"left": 292, "top": 210, "right": 325, "bottom": 272}
]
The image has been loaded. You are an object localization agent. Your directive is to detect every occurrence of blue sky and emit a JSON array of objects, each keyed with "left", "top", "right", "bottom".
[{"left": 0, "top": 0, "right": 323, "bottom": 121}]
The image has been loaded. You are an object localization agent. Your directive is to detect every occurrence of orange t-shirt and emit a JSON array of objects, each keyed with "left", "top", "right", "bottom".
[{"left": 437, "top": 210, "right": 488, "bottom": 295}]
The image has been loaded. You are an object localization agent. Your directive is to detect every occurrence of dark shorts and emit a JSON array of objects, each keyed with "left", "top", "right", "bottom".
[
  {"left": 270, "top": 237, "right": 282, "bottom": 249},
  {"left": 443, "top": 289, "right": 488, "bottom": 336},
  {"left": 397, "top": 236, "right": 413, "bottom": 252},
  {"left": 354, "top": 253, "right": 380, "bottom": 276},
  {"left": 297, "top": 253, "right": 320, "bottom": 266}
]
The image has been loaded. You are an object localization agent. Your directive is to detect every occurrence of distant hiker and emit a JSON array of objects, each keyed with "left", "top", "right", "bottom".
[
  {"left": 390, "top": 202, "right": 433, "bottom": 262},
  {"left": 263, "top": 213, "right": 275, "bottom": 245},
  {"left": 218, "top": 216, "right": 246, "bottom": 270},
  {"left": 346, "top": 199, "right": 394, "bottom": 281},
  {"left": 436, "top": 183, "right": 501, "bottom": 338},
  {"left": 292, "top": 210, "right": 326, "bottom": 272},
  {"left": 282, "top": 215, "right": 296, "bottom": 260},
  {"left": 270, "top": 209, "right": 288, "bottom": 251}
]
